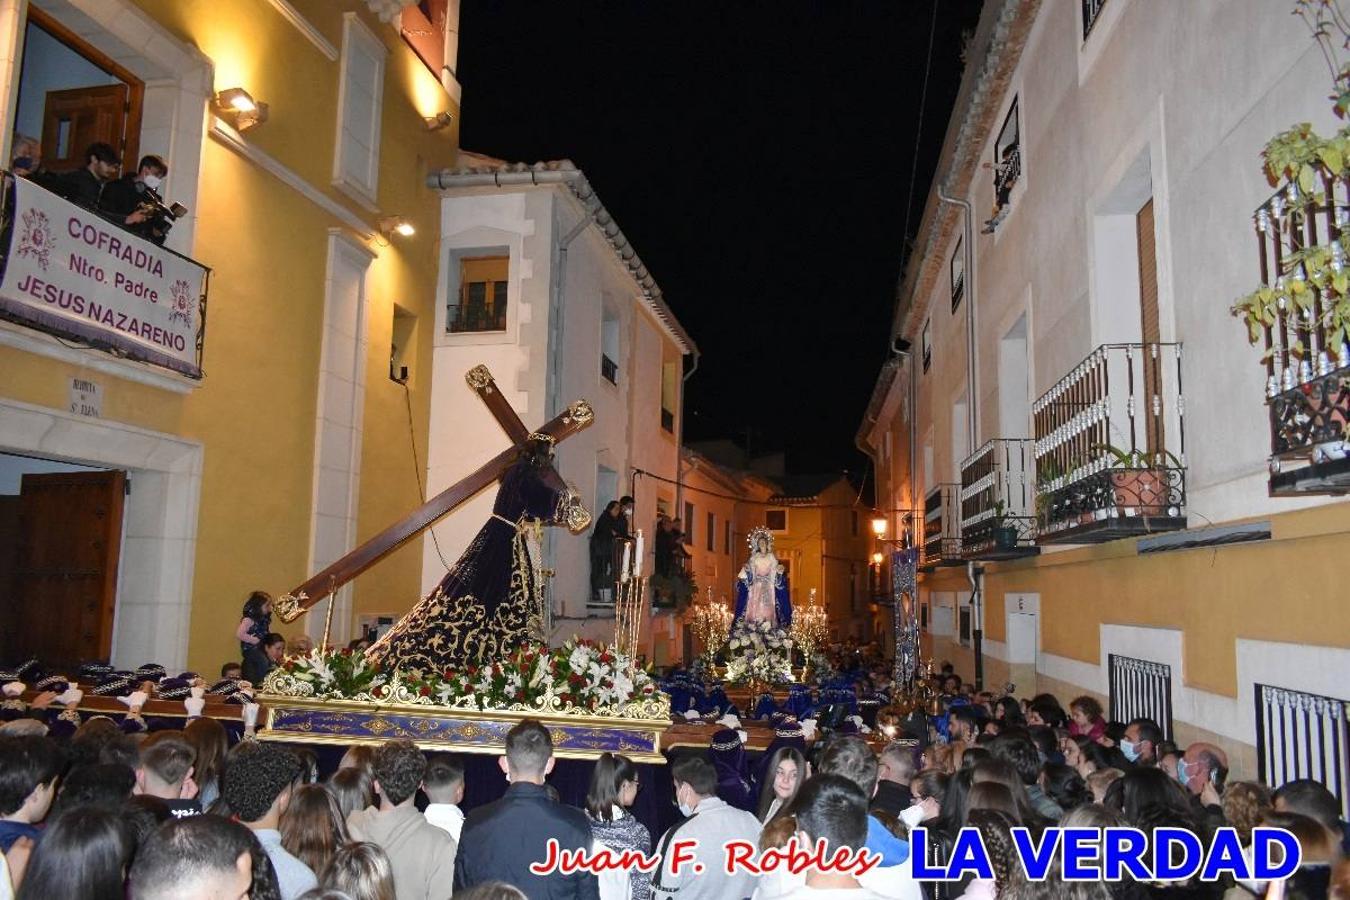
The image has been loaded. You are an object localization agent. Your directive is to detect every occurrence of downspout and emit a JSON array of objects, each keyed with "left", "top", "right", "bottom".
[
  {"left": 547, "top": 209, "right": 593, "bottom": 416},
  {"left": 674, "top": 351, "right": 700, "bottom": 515},
  {"left": 939, "top": 187, "right": 984, "bottom": 691}
]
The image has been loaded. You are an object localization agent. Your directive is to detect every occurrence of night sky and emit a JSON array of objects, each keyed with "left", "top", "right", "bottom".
[{"left": 457, "top": 1, "right": 982, "bottom": 478}]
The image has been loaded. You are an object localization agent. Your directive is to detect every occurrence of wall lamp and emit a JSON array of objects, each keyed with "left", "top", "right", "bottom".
[
  {"left": 213, "top": 88, "right": 269, "bottom": 131},
  {"left": 379, "top": 216, "right": 415, "bottom": 238},
  {"left": 870, "top": 516, "right": 889, "bottom": 537},
  {"left": 424, "top": 111, "right": 454, "bottom": 131}
]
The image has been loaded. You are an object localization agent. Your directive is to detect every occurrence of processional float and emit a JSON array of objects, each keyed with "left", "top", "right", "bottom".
[{"left": 255, "top": 365, "right": 671, "bottom": 760}]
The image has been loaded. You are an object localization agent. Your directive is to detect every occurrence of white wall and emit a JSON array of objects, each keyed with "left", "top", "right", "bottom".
[{"left": 427, "top": 184, "right": 684, "bottom": 634}]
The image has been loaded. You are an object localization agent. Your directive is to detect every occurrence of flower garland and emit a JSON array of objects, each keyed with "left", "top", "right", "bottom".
[
  {"left": 723, "top": 619, "right": 795, "bottom": 685},
  {"left": 261, "top": 639, "right": 665, "bottom": 718}
]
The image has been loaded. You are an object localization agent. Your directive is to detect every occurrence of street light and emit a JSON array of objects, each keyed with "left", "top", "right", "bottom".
[
  {"left": 870, "top": 552, "right": 884, "bottom": 565},
  {"left": 871, "top": 516, "right": 888, "bottom": 537}
]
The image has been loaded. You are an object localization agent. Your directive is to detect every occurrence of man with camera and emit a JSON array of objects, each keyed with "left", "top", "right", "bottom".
[{"left": 99, "top": 153, "right": 176, "bottom": 245}]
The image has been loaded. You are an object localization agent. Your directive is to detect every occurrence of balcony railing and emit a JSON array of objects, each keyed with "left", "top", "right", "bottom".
[
  {"left": 660, "top": 408, "right": 675, "bottom": 433},
  {"left": 920, "top": 483, "right": 962, "bottom": 570},
  {"left": 960, "top": 438, "right": 1039, "bottom": 560},
  {"left": 601, "top": 353, "right": 618, "bottom": 385},
  {"left": 1082, "top": 0, "right": 1109, "bottom": 40},
  {"left": 1251, "top": 182, "right": 1350, "bottom": 495},
  {"left": 1032, "top": 343, "right": 1187, "bottom": 543},
  {"left": 448, "top": 305, "right": 506, "bottom": 333}
]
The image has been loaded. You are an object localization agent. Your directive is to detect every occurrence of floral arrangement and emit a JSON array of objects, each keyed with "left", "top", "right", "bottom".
[
  {"left": 261, "top": 639, "right": 668, "bottom": 719},
  {"left": 723, "top": 619, "right": 795, "bottom": 685}
]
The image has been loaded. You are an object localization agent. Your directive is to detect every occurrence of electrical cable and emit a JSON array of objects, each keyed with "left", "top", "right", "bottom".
[
  {"left": 401, "top": 380, "right": 453, "bottom": 573},
  {"left": 901, "top": 0, "right": 939, "bottom": 261}
]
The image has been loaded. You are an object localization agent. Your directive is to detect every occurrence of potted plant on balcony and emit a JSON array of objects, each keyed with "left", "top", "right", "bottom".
[
  {"left": 991, "top": 501, "right": 1020, "bottom": 551},
  {"left": 1095, "top": 445, "right": 1183, "bottom": 518},
  {"left": 1231, "top": 1, "right": 1350, "bottom": 471}
]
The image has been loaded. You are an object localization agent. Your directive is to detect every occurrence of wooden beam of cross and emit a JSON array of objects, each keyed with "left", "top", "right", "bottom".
[{"left": 274, "top": 365, "right": 593, "bottom": 622}]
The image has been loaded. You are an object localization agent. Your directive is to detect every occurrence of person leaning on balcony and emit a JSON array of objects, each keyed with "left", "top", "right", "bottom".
[
  {"left": 54, "top": 141, "right": 120, "bottom": 210},
  {"left": 98, "top": 154, "right": 168, "bottom": 243}
]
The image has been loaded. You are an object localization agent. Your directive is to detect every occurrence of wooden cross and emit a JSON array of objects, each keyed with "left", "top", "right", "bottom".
[{"left": 273, "top": 365, "right": 594, "bottom": 623}]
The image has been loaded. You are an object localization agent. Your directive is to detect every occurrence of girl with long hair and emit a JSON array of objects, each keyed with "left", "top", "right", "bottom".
[
  {"left": 15, "top": 807, "right": 130, "bottom": 900},
  {"left": 236, "top": 590, "right": 273, "bottom": 659},
  {"left": 584, "top": 752, "right": 652, "bottom": 900},
  {"left": 325, "top": 767, "right": 374, "bottom": 820},
  {"left": 280, "top": 784, "right": 350, "bottom": 876},
  {"left": 755, "top": 747, "right": 806, "bottom": 824},
  {"left": 184, "top": 716, "right": 229, "bottom": 809}
]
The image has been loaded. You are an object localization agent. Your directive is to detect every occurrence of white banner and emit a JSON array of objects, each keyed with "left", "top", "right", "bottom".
[{"left": 1, "top": 176, "right": 206, "bottom": 377}]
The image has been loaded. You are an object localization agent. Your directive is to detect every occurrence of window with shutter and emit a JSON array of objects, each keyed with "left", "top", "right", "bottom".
[{"left": 333, "top": 12, "right": 386, "bottom": 207}]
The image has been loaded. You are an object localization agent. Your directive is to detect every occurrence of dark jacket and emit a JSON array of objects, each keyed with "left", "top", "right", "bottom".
[
  {"left": 54, "top": 168, "right": 106, "bottom": 209},
  {"left": 454, "top": 781, "right": 599, "bottom": 900},
  {"left": 870, "top": 778, "right": 913, "bottom": 819},
  {"left": 241, "top": 646, "right": 274, "bottom": 686}
]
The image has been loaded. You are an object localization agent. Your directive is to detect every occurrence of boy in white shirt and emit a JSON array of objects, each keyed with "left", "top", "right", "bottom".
[
  {"left": 422, "top": 753, "right": 465, "bottom": 842},
  {"left": 779, "top": 774, "right": 883, "bottom": 900}
]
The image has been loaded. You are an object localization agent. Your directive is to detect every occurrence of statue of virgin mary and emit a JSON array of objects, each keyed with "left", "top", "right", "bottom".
[{"left": 734, "top": 527, "right": 792, "bottom": 628}]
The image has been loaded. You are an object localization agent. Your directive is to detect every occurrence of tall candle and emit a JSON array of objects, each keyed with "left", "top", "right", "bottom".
[
  {"left": 620, "top": 541, "right": 632, "bottom": 582},
  {"left": 634, "top": 530, "right": 645, "bottom": 578}
]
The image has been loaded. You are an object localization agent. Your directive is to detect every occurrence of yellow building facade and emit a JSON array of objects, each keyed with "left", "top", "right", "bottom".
[{"left": 0, "top": 0, "right": 459, "bottom": 674}]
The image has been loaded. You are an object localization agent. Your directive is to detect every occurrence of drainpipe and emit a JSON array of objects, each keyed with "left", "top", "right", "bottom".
[
  {"left": 938, "top": 189, "right": 978, "bottom": 452},
  {"left": 940, "top": 188, "right": 982, "bottom": 690},
  {"left": 674, "top": 351, "right": 700, "bottom": 515},
  {"left": 547, "top": 209, "right": 593, "bottom": 416},
  {"left": 968, "top": 561, "right": 985, "bottom": 691}
]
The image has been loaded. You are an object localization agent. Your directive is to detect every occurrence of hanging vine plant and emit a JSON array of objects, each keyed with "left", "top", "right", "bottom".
[{"left": 1232, "top": 1, "right": 1350, "bottom": 367}]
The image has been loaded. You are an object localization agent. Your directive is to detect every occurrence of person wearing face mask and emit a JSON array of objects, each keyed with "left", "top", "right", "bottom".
[
  {"left": 99, "top": 154, "right": 170, "bottom": 243},
  {"left": 1118, "top": 717, "right": 1162, "bottom": 768},
  {"left": 652, "top": 756, "right": 760, "bottom": 900}
]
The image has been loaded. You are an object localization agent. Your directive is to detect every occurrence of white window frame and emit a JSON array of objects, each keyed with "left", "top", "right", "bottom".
[{"left": 332, "top": 11, "right": 387, "bottom": 210}]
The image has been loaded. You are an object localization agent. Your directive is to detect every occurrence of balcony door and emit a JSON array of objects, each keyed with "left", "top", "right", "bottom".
[
  {"left": 1136, "top": 198, "right": 1164, "bottom": 457},
  {"left": 16, "top": 8, "right": 144, "bottom": 174}
]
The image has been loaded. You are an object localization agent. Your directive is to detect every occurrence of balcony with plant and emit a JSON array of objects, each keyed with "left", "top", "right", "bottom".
[
  {"left": 960, "top": 438, "right": 1040, "bottom": 559},
  {"left": 1231, "top": 1, "right": 1350, "bottom": 495},
  {"left": 1033, "top": 344, "right": 1187, "bottom": 543}
]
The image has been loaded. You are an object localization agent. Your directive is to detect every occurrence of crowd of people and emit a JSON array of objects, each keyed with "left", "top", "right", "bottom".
[{"left": 1, "top": 648, "right": 1346, "bottom": 899}]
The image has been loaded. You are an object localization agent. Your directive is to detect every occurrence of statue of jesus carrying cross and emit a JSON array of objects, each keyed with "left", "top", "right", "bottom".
[{"left": 273, "top": 365, "right": 594, "bottom": 674}]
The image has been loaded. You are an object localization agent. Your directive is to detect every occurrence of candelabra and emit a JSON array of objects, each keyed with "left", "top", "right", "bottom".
[
  {"left": 690, "top": 587, "right": 732, "bottom": 670},
  {"left": 791, "top": 587, "right": 828, "bottom": 677},
  {"left": 613, "top": 530, "right": 647, "bottom": 675}
]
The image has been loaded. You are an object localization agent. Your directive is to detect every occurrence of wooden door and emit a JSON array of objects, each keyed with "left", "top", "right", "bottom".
[
  {"left": 40, "top": 84, "right": 129, "bottom": 174},
  {"left": 4, "top": 471, "right": 125, "bottom": 670},
  {"left": 1136, "top": 198, "right": 1164, "bottom": 457}
]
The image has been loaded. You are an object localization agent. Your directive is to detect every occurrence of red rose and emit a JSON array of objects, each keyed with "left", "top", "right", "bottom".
[
  {"left": 568, "top": 673, "right": 584, "bottom": 685},
  {"left": 419, "top": 685, "right": 431, "bottom": 697}
]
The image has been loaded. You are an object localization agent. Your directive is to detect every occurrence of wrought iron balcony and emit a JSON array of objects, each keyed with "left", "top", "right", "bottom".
[
  {"left": 601, "top": 353, "right": 618, "bottom": 385},
  {"left": 1032, "top": 343, "right": 1187, "bottom": 543},
  {"left": 920, "top": 483, "right": 962, "bottom": 571},
  {"left": 1250, "top": 183, "right": 1350, "bottom": 495},
  {"left": 960, "top": 438, "right": 1039, "bottom": 560},
  {"left": 1082, "top": 0, "right": 1110, "bottom": 40}
]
